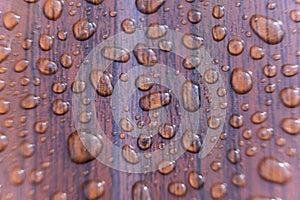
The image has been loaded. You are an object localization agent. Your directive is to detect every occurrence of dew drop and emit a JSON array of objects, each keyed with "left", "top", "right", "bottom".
[
  {"left": 227, "top": 39, "right": 244, "bottom": 56},
  {"left": 20, "top": 94, "right": 40, "bottom": 109},
  {"left": 279, "top": 87, "right": 300, "bottom": 108},
  {"left": 157, "top": 160, "right": 176, "bottom": 175},
  {"left": 188, "top": 171, "right": 204, "bottom": 189},
  {"left": 212, "top": 25, "right": 227, "bottom": 42},
  {"left": 280, "top": 118, "right": 300, "bottom": 135},
  {"left": 36, "top": 58, "right": 58, "bottom": 75},
  {"left": 51, "top": 99, "right": 70, "bottom": 115},
  {"left": 210, "top": 182, "right": 227, "bottom": 200}
]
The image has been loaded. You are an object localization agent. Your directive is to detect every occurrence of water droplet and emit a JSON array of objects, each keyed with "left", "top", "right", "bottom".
[
  {"left": 227, "top": 39, "right": 244, "bottom": 56},
  {"left": 10, "top": 166, "right": 25, "bottom": 185},
  {"left": 158, "top": 39, "right": 173, "bottom": 52},
  {"left": 0, "top": 98, "right": 10, "bottom": 114},
  {"left": 29, "top": 169, "right": 44, "bottom": 184},
  {"left": 231, "top": 173, "right": 246, "bottom": 187},
  {"left": 204, "top": 68, "right": 219, "bottom": 84},
  {"left": 158, "top": 123, "right": 176, "bottom": 139},
  {"left": 85, "top": 0, "right": 104, "bottom": 5},
  {"left": 257, "top": 127, "right": 273, "bottom": 140},
  {"left": 0, "top": 133, "right": 8, "bottom": 152},
  {"left": 182, "top": 80, "right": 201, "bottom": 112},
  {"left": 20, "top": 94, "right": 40, "bottom": 109},
  {"left": 251, "top": 111, "right": 267, "bottom": 124},
  {"left": 34, "top": 121, "right": 49, "bottom": 134},
  {"left": 132, "top": 181, "right": 152, "bottom": 200},
  {"left": 168, "top": 182, "right": 187, "bottom": 196},
  {"left": 188, "top": 171, "right": 204, "bottom": 189},
  {"left": 263, "top": 64, "right": 277, "bottom": 77},
  {"left": 36, "top": 58, "right": 58, "bottom": 75},
  {"left": 133, "top": 43, "right": 158, "bottom": 66},
  {"left": 82, "top": 180, "right": 105, "bottom": 200},
  {"left": 101, "top": 46, "right": 130, "bottom": 62},
  {"left": 250, "top": 46, "right": 265, "bottom": 60},
  {"left": 57, "top": 30, "right": 67, "bottom": 41},
  {"left": 51, "top": 99, "right": 70, "bottom": 115},
  {"left": 247, "top": 195, "right": 282, "bottom": 200},
  {"left": 212, "top": 25, "right": 227, "bottom": 42},
  {"left": 135, "top": 0, "right": 166, "bottom": 14},
  {"left": 122, "top": 144, "right": 140, "bottom": 164},
  {"left": 157, "top": 160, "right": 175, "bottom": 175},
  {"left": 39, "top": 34, "right": 53, "bottom": 51},
  {"left": 139, "top": 91, "right": 171, "bottom": 111},
  {"left": 0, "top": 42, "right": 11, "bottom": 63},
  {"left": 146, "top": 23, "right": 168, "bottom": 39},
  {"left": 182, "top": 55, "right": 200, "bottom": 69},
  {"left": 250, "top": 15, "right": 284, "bottom": 44},
  {"left": 3, "top": 11, "right": 20, "bottom": 30},
  {"left": 210, "top": 182, "right": 227, "bottom": 199},
  {"left": 258, "top": 157, "right": 292, "bottom": 184},
  {"left": 279, "top": 87, "right": 300, "bottom": 108},
  {"left": 90, "top": 70, "right": 114, "bottom": 97},
  {"left": 135, "top": 75, "right": 154, "bottom": 91},
  {"left": 280, "top": 118, "right": 300, "bottom": 135},
  {"left": 230, "top": 68, "right": 253, "bottom": 94},
  {"left": 119, "top": 117, "right": 134, "bottom": 132},
  {"left": 187, "top": 9, "right": 202, "bottom": 24},
  {"left": 14, "top": 59, "right": 29, "bottom": 73},
  {"left": 71, "top": 80, "right": 86, "bottom": 93},
  {"left": 68, "top": 130, "right": 102, "bottom": 164},
  {"left": 43, "top": 0, "right": 64, "bottom": 20},
  {"left": 52, "top": 82, "right": 67, "bottom": 94},
  {"left": 52, "top": 191, "right": 67, "bottom": 200},
  {"left": 73, "top": 18, "right": 96, "bottom": 41},
  {"left": 281, "top": 64, "right": 299, "bottom": 77},
  {"left": 227, "top": 148, "right": 241, "bottom": 164},
  {"left": 121, "top": 19, "right": 136, "bottom": 34},
  {"left": 137, "top": 134, "right": 152, "bottom": 150},
  {"left": 182, "top": 33, "right": 204, "bottom": 50},
  {"left": 290, "top": 9, "right": 300, "bottom": 22},
  {"left": 212, "top": 5, "right": 225, "bottom": 19},
  {"left": 60, "top": 53, "right": 73, "bottom": 68},
  {"left": 181, "top": 130, "right": 202, "bottom": 153},
  {"left": 19, "top": 140, "right": 35, "bottom": 157},
  {"left": 229, "top": 114, "right": 244, "bottom": 128}
]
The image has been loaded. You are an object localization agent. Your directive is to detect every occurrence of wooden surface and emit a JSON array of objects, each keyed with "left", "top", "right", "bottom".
[{"left": 0, "top": 0, "right": 299, "bottom": 199}]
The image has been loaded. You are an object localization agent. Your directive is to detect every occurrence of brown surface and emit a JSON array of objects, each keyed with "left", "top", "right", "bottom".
[{"left": 0, "top": 0, "right": 299, "bottom": 199}]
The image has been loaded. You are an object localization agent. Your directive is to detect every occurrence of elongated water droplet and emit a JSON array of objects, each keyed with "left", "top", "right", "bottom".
[
  {"left": 280, "top": 118, "right": 300, "bottom": 135},
  {"left": 182, "top": 80, "right": 201, "bottom": 112},
  {"left": 135, "top": 0, "right": 166, "bottom": 14},
  {"left": 139, "top": 91, "right": 171, "bottom": 111},
  {"left": 101, "top": 46, "right": 130, "bottom": 62},
  {"left": 3, "top": 11, "right": 20, "bottom": 30}
]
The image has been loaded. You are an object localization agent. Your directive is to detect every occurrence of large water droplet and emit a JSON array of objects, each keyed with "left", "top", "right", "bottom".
[
  {"left": 139, "top": 91, "right": 171, "bottom": 111},
  {"left": 73, "top": 18, "right": 96, "bottom": 41}
]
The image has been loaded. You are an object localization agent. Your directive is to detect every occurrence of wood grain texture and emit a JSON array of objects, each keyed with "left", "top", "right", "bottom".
[{"left": 0, "top": 0, "right": 299, "bottom": 199}]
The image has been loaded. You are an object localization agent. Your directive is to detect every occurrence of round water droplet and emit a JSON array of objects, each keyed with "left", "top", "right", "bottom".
[
  {"left": 121, "top": 19, "right": 136, "bottom": 34},
  {"left": 122, "top": 144, "right": 140, "bottom": 164},
  {"left": 133, "top": 43, "right": 158, "bottom": 66},
  {"left": 227, "top": 39, "right": 244, "bottom": 56},
  {"left": 212, "top": 5, "right": 225, "bottom": 19},
  {"left": 3, "top": 11, "right": 20, "bottom": 30},
  {"left": 0, "top": 98, "right": 10, "bottom": 114},
  {"left": 0, "top": 133, "right": 8, "bottom": 152},
  {"left": 212, "top": 25, "right": 227, "bottom": 42},
  {"left": 60, "top": 53, "right": 72, "bottom": 68},
  {"left": 51, "top": 99, "right": 70, "bottom": 115},
  {"left": 290, "top": 9, "right": 300, "bottom": 22},
  {"left": 137, "top": 134, "right": 152, "bottom": 150},
  {"left": 36, "top": 58, "right": 58, "bottom": 75},
  {"left": 29, "top": 169, "right": 44, "bottom": 184},
  {"left": 119, "top": 118, "right": 134, "bottom": 132},
  {"left": 210, "top": 182, "right": 227, "bottom": 200},
  {"left": 158, "top": 123, "right": 176, "bottom": 139},
  {"left": 182, "top": 33, "right": 204, "bottom": 50},
  {"left": 168, "top": 182, "right": 187, "bottom": 197},
  {"left": 250, "top": 46, "right": 265, "bottom": 60},
  {"left": 187, "top": 9, "right": 202, "bottom": 24},
  {"left": 20, "top": 94, "right": 40, "bottom": 109},
  {"left": 227, "top": 148, "right": 241, "bottom": 164},
  {"left": 19, "top": 140, "right": 35, "bottom": 157},
  {"left": 68, "top": 130, "right": 102, "bottom": 164},
  {"left": 34, "top": 121, "right": 49, "bottom": 134},
  {"left": 132, "top": 181, "right": 152, "bottom": 200},
  {"left": 280, "top": 118, "right": 300, "bottom": 135},
  {"left": 146, "top": 23, "right": 168, "bottom": 39},
  {"left": 230, "top": 68, "right": 253, "bottom": 94},
  {"left": 251, "top": 111, "right": 267, "bottom": 124},
  {"left": 135, "top": 0, "right": 166, "bottom": 14},
  {"left": 52, "top": 82, "right": 67, "bottom": 94},
  {"left": 257, "top": 127, "right": 273, "bottom": 140},
  {"left": 263, "top": 64, "right": 277, "bottom": 77},
  {"left": 229, "top": 114, "right": 244, "bottom": 128},
  {"left": 39, "top": 34, "right": 53, "bottom": 51},
  {"left": 14, "top": 59, "right": 29, "bottom": 73},
  {"left": 250, "top": 15, "right": 284, "bottom": 44},
  {"left": 279, "top": 87, "right": 300, "bottom": 108},
  {"left": 158, "top": 39, "right": 173, "bottom": 52},
  {"left": 43, "top": 0, "right": 64, "bottom": 20},
  {"left": 231, "top": 173, "right": 246, "bottom": 187},
  {"left": 181, "top": 130, "right": 202, "bottom": 153},
  {"left": 73, "top": 18, "right": 96, "bottom": 41},
  {"left": 258, "top": 157, "right": 292, "bottom": 184},
  {"left": 188, "top": 171, "right": 204, "bottom": 189},
  {"left": 183, "top": 55, "right": 200, "bottom": 69},
  {"left": 82, "top": 180, "right": 105, "bottom": 200},
  {"left": 90, "top": 70, "right": 114, "bottom": 97},
  {"left": 281, "top": 64, "right": 299, "bottom": 77},
  {"left": 157, "top": 160, "right": 175, "bottom": 175},
  {"left": 10, "top": 166, "right": 25, "bottom": 185},
  {"left": 204, "top": 69, "right": 219, "bottom": 84},
  {"left": 71, "top": 80, "right": 86, "bottom": 93}
]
